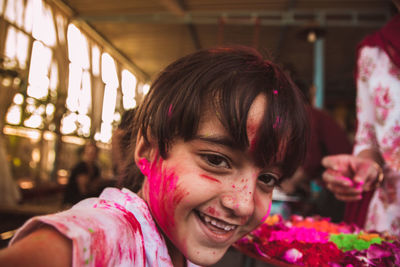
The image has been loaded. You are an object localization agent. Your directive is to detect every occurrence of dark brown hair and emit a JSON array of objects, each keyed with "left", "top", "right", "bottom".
[{"left": 123, "top": 46, "right": 309, "bottom": 192}]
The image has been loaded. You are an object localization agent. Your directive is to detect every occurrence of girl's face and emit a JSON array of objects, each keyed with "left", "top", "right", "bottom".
[{"left": 137, "top": 94, "right": 280, "bottom": 266}]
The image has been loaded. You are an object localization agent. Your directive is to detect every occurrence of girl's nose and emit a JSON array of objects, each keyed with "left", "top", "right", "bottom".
[{"left": 220, "top": 182, "right": 255, "bottom": 219}]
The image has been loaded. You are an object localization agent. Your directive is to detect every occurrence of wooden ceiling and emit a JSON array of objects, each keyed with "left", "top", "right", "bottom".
[{"left": 59, "top": 0, "right": 394, "bottom": 107}]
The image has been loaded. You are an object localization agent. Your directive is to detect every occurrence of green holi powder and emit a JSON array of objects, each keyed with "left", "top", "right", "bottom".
[
  {"left": 88, "top": 228, "right": 94, "bottom": 233},
  {"left": 329, "top": 233, "right": 383, "bottom": 252}
]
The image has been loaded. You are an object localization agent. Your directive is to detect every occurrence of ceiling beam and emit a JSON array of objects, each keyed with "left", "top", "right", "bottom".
[
  {"left": 159, "top": 0, "right": 185, "bottom": 16},
  {"left": 77, "top": 9, "right": 390, "bottom": 27},
  {"left": 157, "top": 0, "right": 202, "bottom": 50}
]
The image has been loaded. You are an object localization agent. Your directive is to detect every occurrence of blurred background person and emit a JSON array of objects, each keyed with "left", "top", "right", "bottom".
[
  {"left": 62, "top": 141, "right": 102, "bottom": 207},
  {"left": 111, "top": 108, "right": 136, "bottom": 187},
  {"left": 322, "top": 0, "right": 400, "bottom": 235},
  {"left": 280, "top": 78, "right": 353, "bottom": 222}
]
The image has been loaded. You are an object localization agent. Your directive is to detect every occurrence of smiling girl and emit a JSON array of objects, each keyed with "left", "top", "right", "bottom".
[{"left": 0, "top": 46, "right": 308, "bottom": 267}]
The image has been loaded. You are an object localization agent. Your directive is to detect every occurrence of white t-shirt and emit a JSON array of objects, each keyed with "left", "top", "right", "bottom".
[{"left": 10, "top": 188, "right": 200, "bottom": 267}]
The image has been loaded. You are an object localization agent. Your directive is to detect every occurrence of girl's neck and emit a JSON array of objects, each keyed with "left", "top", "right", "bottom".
[{"left": 166, "top": 235, "right": 186, "bottom": 267}]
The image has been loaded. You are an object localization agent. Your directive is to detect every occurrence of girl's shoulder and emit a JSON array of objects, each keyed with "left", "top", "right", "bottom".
[{"left": 10, "top": 188, "right": 172, "bottom": 267}]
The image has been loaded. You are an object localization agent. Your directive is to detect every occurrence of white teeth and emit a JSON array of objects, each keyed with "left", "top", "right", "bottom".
[{"left": 199, "top": 212, "right": 237, "bottom": 232}]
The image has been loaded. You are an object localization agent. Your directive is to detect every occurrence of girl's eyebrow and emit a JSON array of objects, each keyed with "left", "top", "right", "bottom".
[{"left": 194, "top": 134, "right": 238, "bottom": 149}]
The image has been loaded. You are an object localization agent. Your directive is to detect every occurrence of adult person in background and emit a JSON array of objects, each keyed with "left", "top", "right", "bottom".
[
  {"left": 280, "top": 79, "right": 353, "bottom": 222},
  {"left": 62, "top": 141, "right": 101, "bottom": 206},
  {"left": 322, "top": 1, "right": 400, "bottom": 235}
]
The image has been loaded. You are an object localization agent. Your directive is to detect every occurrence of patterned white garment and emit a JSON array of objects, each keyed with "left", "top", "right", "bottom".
[
  {"left": 354, "top": 46, "right": 400, "bottom": 235},
  {"left": 10, "top": 188, "right": 201, "bottom": 267}
]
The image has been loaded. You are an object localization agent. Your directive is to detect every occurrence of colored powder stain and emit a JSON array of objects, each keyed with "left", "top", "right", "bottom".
[
  {"left": 138, "top": 158, "right": 151, "bottom": 176},
  {"left": 168, "top": 104, "right": 173, "bottom": 117},
  {"left": 88, "top": 228, "right": 94, "bottom": 233},
  {"left": 95, "top": 200, "right": 146, "bottom": 267},
  {"left": 273, "top": 90, "right": 278, "bottom": 95},
  {"left": 206, "top": 206, "right": 220, "bottom": 217},
  {"left": 200, "top": 174, "right": 221, "bottom": 183},
  {"left": 273, "top": 116, "right": 281, "bottom": 129},
  {"left": 232, "top": 184, "right": 236, "bottom": 188},
  {"left": 260, "top": 202, "right": 272, "bottom": 223},
  {"left": 146, "top": 157, "right": 181, "bottom": 232}
]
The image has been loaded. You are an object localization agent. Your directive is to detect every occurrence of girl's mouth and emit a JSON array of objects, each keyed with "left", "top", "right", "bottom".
[{"left": 196, "top": 210, "right": 237, "bottom": 233}]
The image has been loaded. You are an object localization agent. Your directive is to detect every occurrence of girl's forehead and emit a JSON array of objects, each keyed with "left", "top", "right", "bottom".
[
  {"left": 197, "top": 94, "right": 267, "bottom": 143},
  {"left": 246, "top": 95, "right": 267, "bottom": 144}
]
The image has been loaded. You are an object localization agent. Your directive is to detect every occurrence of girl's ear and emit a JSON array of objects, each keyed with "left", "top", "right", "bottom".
[{"left": 134, "top": 132, "right": 155, "bottom": 167}]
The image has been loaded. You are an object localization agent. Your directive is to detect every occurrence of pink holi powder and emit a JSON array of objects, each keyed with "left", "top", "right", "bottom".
[
  {"left": 200, "top": 174, "right": 221, "bottom": 183},
  {"left": 206, "top": 206, "right": 220, "bottom": 217},
  {"left": 273, "top": 90, "right": 278, "bottom": 95},
  {"left": 168, "top": 104, "right": 173, "bottom": 117},
  {"left": 273, "top": 116, "right": 281, "bottom": 129},
  {"left": 260, "top": 202, "right": 272, "bottom": 223},
  {"left": 141, "top": 156, "right": 189, "bottom": 247}
]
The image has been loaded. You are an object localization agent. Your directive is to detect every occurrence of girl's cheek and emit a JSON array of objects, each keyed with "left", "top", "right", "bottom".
[
  {"left": 255, "top": 194, "right": 272, "bottom": 224},
  {"left": 259, "top": 202, "right": 272, "bottom": 223}
]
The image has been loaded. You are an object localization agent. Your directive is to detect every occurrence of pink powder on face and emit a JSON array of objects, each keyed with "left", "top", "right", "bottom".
[
  {"left": 141, "top": 156, "right": 189, "bottom": 247},
  {"left": 205, "top": 206, "right": 220, "bottom": 217},
  {"left": 200, "top": 174, "right": 221, "bottom": 183},
  {"left": 260, "top": 202, "right": 272, "bottom": 223}
]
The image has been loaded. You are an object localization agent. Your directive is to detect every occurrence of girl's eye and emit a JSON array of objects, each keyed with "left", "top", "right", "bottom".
[
  {"left": 202, "top": 154, "right": 230, "bottom": 169},
  {"left": 257, "top": 173, "right": 278, "bottom": 187}
]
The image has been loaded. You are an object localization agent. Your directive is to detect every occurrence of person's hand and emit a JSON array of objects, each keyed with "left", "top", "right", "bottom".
[{"left": 321, "top": 154, "right": 383, "bottom": 202}]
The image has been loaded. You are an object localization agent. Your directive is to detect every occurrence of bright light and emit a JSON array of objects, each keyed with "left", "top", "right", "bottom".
[
  {"left": 60, "top": 112, "right": 77, "bottom": 134},
  {"left": 92, "top": 46, "right": 100, "bottom": 76},
  {"left": 67, "top": 24, "right": 89, "bottom": 68},
  {"left": 28, "top": 41, "right": 52, "bottom": 99},
  {"left": 13, "top": 93, "right": 24, "bottom": 105},
  {"left": 101, "top": 84, "right": 117, "bottom": 123},
  {"left": 77, "top": 114, "right": 91, "bottom": 136},
  {"left": 46, "top": 103, "right": 55, "bottom": 116},
  {"left": 143, "top": 84, "right": 150, "bottom": 95},
  {"left": 24, "top": 114, "right": 43, "bottom": 128},
  {"left": 33, "top": 4, "right": 56, "bottom": 47},
  {"left": 78, "top": 71, "right": 91, "bottom": 115},
  {"left": 122, "top": 69, "right": 137, "bottom": 109},
  {"left": 18, "top": 180, "right": 34, "bottom": 189},
  {"left": 32, "top": 148, "right": 40, "bottom": 162},
  {"left": 6, "top": 105, "right": 21, "bottom": 125},
  {"left": 99, "top": 122, "right": 112, "bottom": 143},
  {"left": 101, "top": 53, "right": 119, "bottom": 87},
  {"left": 66, "top": 62, "right": 83, "bottom": 112}
]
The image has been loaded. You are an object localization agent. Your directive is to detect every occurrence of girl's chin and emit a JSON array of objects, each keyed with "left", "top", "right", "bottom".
[{"left": 185, "top": 248, "right": 227, "bottom": 266}]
